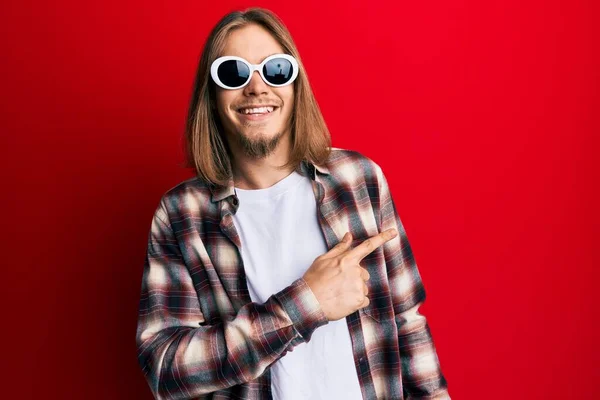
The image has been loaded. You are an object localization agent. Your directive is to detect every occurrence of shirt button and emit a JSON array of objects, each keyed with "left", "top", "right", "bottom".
[{"left": 359, "top": 357, "right": 364, "bottom": 363}]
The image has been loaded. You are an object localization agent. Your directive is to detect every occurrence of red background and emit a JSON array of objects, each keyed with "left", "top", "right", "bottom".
[{"left": 1, "top": 0, "right": 598, "bottom": 399}]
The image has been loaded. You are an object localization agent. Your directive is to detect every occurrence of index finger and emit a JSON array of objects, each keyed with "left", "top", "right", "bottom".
[{"left": 346, "top": 229, "right": 398, "bottom": 262}]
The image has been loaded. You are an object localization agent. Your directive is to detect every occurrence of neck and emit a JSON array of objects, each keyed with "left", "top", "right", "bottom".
[{"left": 229, "top": 131, "right": 296, "bottom": 190}]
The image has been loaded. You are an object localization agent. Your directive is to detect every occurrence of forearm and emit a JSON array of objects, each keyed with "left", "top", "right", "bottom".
[
  {"left": 375, "top": 164, "right": 450, "bottom": 399},
  {"left": 136, "top": 201, "right": 328, "bottom": 399},
  {"left": 137, "top": 277, "right": 327, "bottom": 400},
  {"left": 396, "top": 303, "right": 450, "bottom": 399}
]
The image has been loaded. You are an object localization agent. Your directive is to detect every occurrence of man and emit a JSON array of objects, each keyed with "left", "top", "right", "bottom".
[{"left": 136, "top": 7, "right": 450, "bottom": 400}]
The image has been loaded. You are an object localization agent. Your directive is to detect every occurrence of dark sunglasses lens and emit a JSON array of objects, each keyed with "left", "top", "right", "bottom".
[
  {"left": 263, "top": 58, "right": 294, "bottom": 85},
  {"left": 217, "top": 60, "right": 250, "bottom": 88}
]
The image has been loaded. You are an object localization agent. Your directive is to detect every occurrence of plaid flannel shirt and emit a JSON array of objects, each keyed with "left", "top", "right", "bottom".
[{"left": 136, "top": 148, "right": 450, "bottom": 399}]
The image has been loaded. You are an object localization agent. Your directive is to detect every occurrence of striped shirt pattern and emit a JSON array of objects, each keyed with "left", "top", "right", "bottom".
[{"left": 136, "top": 148, "right": 450, "bottom": 399}]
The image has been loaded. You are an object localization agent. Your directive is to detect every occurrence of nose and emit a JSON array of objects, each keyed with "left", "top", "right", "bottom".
[{"left": 243, "top": 70, "right": 269, "bottom": 96}]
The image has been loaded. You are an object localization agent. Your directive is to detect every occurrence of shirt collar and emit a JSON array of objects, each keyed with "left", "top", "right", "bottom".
[{"left": 209, "top": 159, "right": 329, "bottom": 203}]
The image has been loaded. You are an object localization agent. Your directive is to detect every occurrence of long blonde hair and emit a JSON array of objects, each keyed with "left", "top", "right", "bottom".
[{"left": 183, "top": 7, "right": 331, "bottom": 186}]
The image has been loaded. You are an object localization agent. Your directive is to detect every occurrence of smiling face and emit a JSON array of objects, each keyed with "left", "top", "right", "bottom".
[{"left": 214, "top": 23, "right": 295, "bottom": 159}]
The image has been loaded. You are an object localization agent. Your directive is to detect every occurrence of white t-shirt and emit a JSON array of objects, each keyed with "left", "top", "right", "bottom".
[{"left": 232, "top": 171, "right": 363, "bottom": 400}]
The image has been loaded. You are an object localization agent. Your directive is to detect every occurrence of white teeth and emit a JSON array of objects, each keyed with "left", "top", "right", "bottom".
[{"left": 240, "top": 106, "right": 274, "bottom": 114}]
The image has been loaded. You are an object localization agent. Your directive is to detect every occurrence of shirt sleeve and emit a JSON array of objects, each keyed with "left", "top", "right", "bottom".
[
  {"left": 375, "top": 164, "right": 451, "bottom": 399},
  {"left": 135, "top": 199, "right": 329, "bottom": 400}
]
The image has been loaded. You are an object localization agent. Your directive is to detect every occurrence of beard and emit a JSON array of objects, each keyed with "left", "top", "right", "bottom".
[{"left": 236, "top": 128, "right": 286, "bottom": 159}]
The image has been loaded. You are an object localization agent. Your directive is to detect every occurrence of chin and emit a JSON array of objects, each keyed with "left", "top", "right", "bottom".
[
  {"left": 236, "top": 127, "right": 287, "bottom": 159},
  {"left": 241, "top": 126, "right": 281, "bottom": 140}
]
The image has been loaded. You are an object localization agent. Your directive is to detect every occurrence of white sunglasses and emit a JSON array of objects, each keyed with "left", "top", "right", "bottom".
[{"left": 210, "top": 54, "right": 299, "bottom": 90}]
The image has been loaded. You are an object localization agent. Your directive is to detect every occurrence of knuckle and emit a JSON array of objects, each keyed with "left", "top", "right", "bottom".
[
  {"left": 362, "top": 268, "right": 370, "bottom": 280},
  {"left": 356, "top": 295, "right": 365, "bottom": 306}
]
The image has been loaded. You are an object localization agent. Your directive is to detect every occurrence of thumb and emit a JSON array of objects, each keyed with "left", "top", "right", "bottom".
[{"left": 323, "top": 232, "right": 352, "bottom": 258}]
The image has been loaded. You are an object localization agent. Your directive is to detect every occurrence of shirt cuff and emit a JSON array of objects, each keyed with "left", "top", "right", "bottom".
[{"left": 274, "top": 277, "right": 329, "bottom": 344}]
